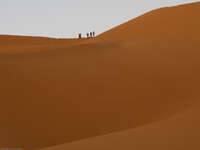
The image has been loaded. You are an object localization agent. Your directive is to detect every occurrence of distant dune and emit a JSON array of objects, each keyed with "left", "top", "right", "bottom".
[{"left": 0, "top": 2, "right": 200, "bottom": 150}]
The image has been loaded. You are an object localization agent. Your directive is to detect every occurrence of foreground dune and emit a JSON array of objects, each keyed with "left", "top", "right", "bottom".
[
  {"left": 41, "top": 104, "right": 200, "bottom": 150},
  {"left": 0, "top": 2, "right": 200, "bottom": 150}
]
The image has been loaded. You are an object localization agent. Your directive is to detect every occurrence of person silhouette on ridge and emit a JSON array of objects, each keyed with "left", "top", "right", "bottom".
[
  {"left": 78, "top": 33, "right": 82, "bottom": 39},
  {"left": 93, "top": 31, "right": 95, "bottom": 37},
  {"left": 87, "top": 33, "right": 89, "bottom": 38}
]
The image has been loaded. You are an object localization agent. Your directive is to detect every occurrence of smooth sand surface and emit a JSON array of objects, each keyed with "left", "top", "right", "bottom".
[
  {"left": 40, "top": 104, "right": 200, "bottom": 150},
  {"left": 0, "top": 2, "right": 200, "bottom": 150}
]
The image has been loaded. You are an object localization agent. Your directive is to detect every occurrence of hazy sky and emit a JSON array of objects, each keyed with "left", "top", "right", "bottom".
[{"left": 0, "top": 0, "right": 199, "bottom": 38}]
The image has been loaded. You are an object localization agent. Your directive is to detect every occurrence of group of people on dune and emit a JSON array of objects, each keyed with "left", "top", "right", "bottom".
[{"left": 78, "top": 31, "right": 95, "bottom": 39}]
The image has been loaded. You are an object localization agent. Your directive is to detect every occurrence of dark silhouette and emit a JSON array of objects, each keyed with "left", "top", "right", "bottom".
[
  {"left": 87, "top": 33, "right": 89, "bottom": 38},
  {"left": 90, "top": 32, "right": 93, "bottom": 38},
  {"left": 78, "top": 33, "right": 82, "bottom": 39},
  {"left": 93, "top": 31, "right": 95, "bottom": 37}
]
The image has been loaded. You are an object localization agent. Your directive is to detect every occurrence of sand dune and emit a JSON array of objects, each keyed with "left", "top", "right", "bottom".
[
  {"left": 100, "top": 2, "right": 200, "bottom": 41},
  {"left": 40, "top": 104, "right": 200, "bottom": 150},
  {"left": 0, "top": 35, "right": 86, "bottom": 54},
  {"left": 0, "top": 2, "right": 200, "bottom": 150}
]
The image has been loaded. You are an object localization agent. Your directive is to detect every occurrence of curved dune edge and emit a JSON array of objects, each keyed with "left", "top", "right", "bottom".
[
  {"left": 98, "top": 1, "right": 200, "bottom": 41},
  {"left": 41, "top": 104, "right": 200, "bottom": 150},
  {"left": 0, "top": 2, "right": 200, "bottom": 150},
  {"left": 0, "top": 35, "right": 86, "bottom": 54},
  {"left": 40, "top": 102, "right": 200, "bottom": 150}
]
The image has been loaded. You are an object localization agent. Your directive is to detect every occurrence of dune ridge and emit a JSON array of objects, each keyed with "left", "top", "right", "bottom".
[{"left": 0, "top": 2, "right": 200, "bottom": 150}]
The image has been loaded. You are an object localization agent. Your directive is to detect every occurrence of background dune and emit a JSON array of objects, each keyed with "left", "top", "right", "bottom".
[{"left": 0, "top": 2, "right": 200, "bottom": 150}]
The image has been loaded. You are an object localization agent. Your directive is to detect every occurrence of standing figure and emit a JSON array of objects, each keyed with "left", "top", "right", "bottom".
[
  {"left": 90, "top": 32, "right": 93, "bottom": 38},
  {"left": 78, "top": 33, "right": 82, "bottom": 39},
  {"left": 87, "top": 33, "right": 89, "bottom": 38},
  {"left": 93, "top": 31, "right": 95, "bottom": 37}
]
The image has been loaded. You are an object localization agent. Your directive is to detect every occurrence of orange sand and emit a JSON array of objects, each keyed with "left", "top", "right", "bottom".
[{"left": 0, "top": 2, "right": 200, "bottom": 150}]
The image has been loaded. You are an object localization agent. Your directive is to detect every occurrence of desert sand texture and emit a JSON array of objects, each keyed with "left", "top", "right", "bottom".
[{"left": 0, "top": 2, "right": 200, "bottom": 150}]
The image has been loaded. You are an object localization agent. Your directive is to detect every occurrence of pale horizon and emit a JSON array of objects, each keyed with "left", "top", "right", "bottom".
[{"left": 0, "top": 0, "right": 198, "bottom": 38}]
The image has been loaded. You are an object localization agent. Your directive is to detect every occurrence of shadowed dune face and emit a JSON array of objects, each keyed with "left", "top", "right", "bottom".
[
  {"left": 40, "top": 105, "right": 200, "bottom": 150},
  {"left": 0, "top": 2, "right": 200, "bottom": 150}
]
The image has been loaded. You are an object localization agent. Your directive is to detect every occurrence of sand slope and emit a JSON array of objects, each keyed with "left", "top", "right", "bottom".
[
  {"left": 100, "top": 2, "right": 200, "bottom": 41},
  {"left": 0, "top": 2, "right": 200, "bottom": 150},
  {"left": 0, "top": 35, "right": 85, "bottom": 54},
  {"left": 40, "top": 104, "right": 200, "bottom": 150}
]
